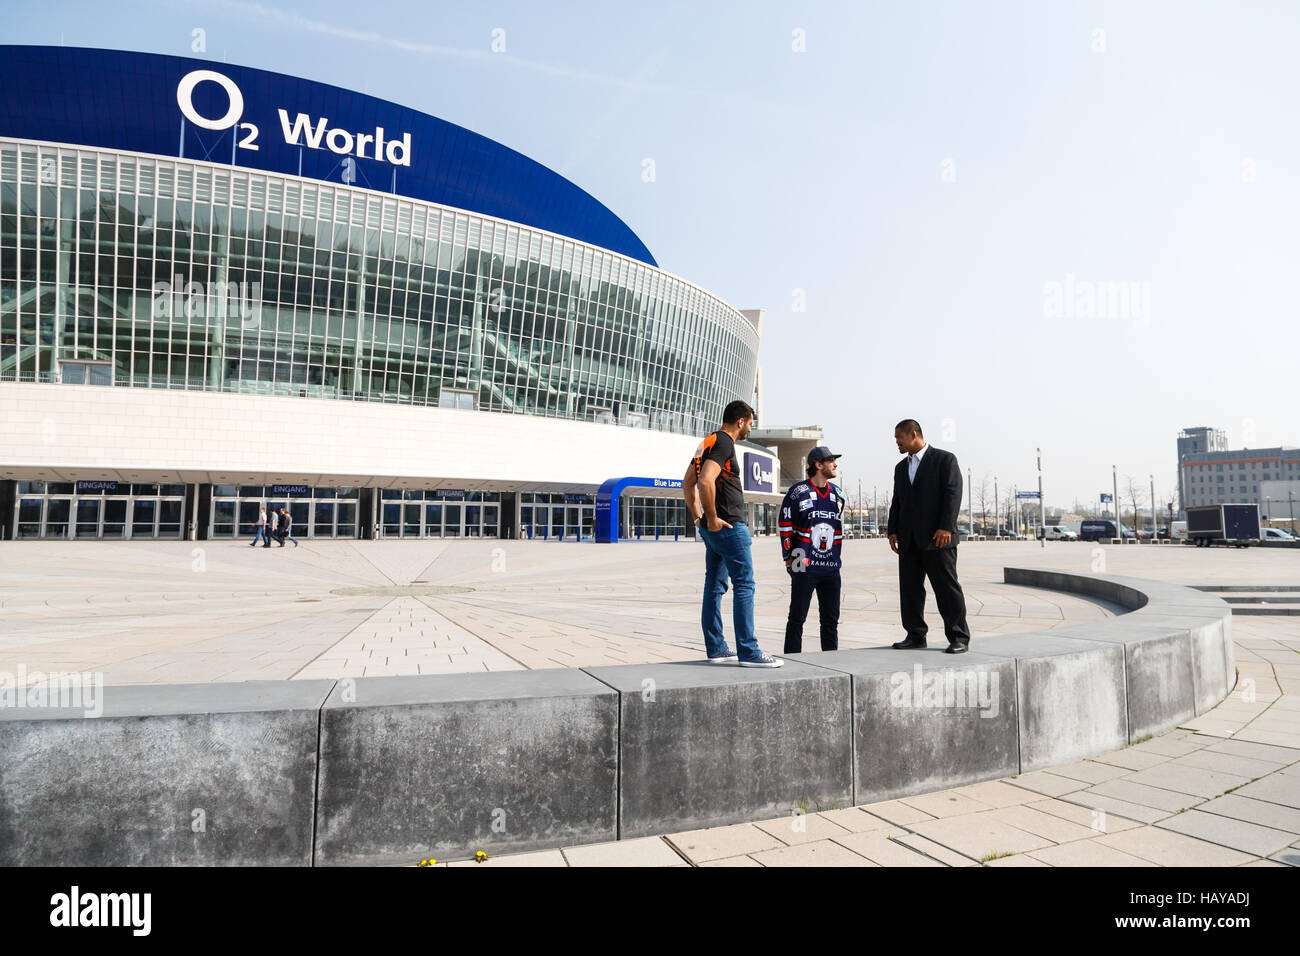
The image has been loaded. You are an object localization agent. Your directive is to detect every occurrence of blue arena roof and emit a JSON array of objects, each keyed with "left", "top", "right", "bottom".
[{"left": 0, "top": 46, "right": 656, "bottom": 265}]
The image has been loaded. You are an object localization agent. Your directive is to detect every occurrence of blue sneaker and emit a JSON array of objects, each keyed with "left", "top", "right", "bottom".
[
  {"left": 738, "top": 653, "right": 784, "bottom": 668},
  {"left": 708, "top": 648, "right": 739, "bottom": 663}
]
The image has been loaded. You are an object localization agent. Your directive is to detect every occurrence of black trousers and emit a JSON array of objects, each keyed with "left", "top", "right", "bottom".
[
  {"left": 784, "top": 570, "right": 841, "bottom": 653},
  {"left": 898, "top": 545, "right": 970, "bottom": 646}
]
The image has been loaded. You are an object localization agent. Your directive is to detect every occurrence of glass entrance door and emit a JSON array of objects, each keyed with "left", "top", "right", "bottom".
[
  {"left": 75, "top": 498, "right": 102, "bottom": 538},
  {"left": 46, "top": 498, "right": 71, "bottom": 538},
  {"left": 103, "top": 499, "right": 128, "bottom": 538}
]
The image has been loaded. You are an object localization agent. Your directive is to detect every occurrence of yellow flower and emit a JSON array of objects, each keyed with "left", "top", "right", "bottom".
[
  {"left": 475, "top": 851, "right": 488, "bottom": 863},
  {"left": 417, "top": 858, "right": 437, "bottom": 867}
]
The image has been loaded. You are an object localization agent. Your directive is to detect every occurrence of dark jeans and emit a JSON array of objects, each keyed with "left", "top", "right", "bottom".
[
  {"left": 784, "top": 570, "right": 841, "bottom": 653},
  {"left": 898, "top": 545, "right": 970, "bottom": 646}
]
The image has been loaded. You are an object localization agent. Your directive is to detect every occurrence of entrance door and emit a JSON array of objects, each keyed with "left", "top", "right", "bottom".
[
  {"left": 75, "top": 498, "right": 102, "bottom": 538},
  {"left": 565, "top": 506, "right": 580, "bottom": 540},
  {"left": 17, "top": 498, "right": 43, "bottom": 538},
  {"left": 424, "top": 503, "right": 443, "bottom": 537},
  {"left": 403, "top": 503, "right": 421, "bottom": 537},
  {"left": 46, "top": 498, "right": 71, "bottom": 538},
  {"left": 464, "top": 504, "right": 481, "bottom": 537},
  {"left": 103, "top": 499, "right": 127, "bottom": 538},
  {"left": 443, "top": 504, "right": 462, "bottom": 537},
  {"left": 132, "top": 500, "right": 156, "bottom": 538}
]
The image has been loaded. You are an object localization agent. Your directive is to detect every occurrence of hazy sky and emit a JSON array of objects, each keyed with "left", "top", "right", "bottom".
[{"left": 8, "top": 0, "right": 1298, "bottom": 510}]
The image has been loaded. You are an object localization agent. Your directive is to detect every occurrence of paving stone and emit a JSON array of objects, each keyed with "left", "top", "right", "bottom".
[
  {"left": 1268, "top": 847, "right": 1300, "bottom": 866},
  {"left": 1027, "top": 839, "right": 1158, "bottom": 867},
  {"left": 908, "top": 813, "right": 1056, "bottom": 858},
  {"left": 898, "top": 790, "right": 993, "bottom": 819},
  {"left": 754, "top": 812, "right": 852, "bottom": 846},
  {"left": 1047, "top": 760, "right": 1133, "bottom": 785},
  {"left": 1083, "top": 778, "right": 1207, "bottom": 813},
  {"left": 563, "top": 837, "right": 687, "bottom": 867},
  {"left": 698, "top": 854, "right": 763, "bottom": 867},
  {"left": 1232, "top": 774, "right": 1300, "bottom": 810},
  {"left": 815, "top": 807, "right": 902, "bottom": 833},
  {"left": 1059, "top": 792, "right": 1171, "bottom": 825},
  {"left": 1003, "top": 771, "right": 1090, "bottom": 798},
  {"left": 985, "top": 805, "right": 1100, "bottom": 844},
  {"left": 1094, "top": 827, "right": 1256, "bottom": 866},
  {"left": 830, "top": 832, "right": 944, "bottom": 866},
  {"left": 891, "top": 832, "right": 979, "bottom": 866},
  {"left": 1023, "top": 798, "right": 1144, "bottom": 833},
  {"left": 947, "top": 780, "right": 1041, "bottom": 808},
  {"left": 858, "top": 799, "right": 936, "bottom": 826},
  {"left": 664, "top": 823, "right": 784, "bottom": 863},
  {"left": 1155, "top": 809, "right": 1297, "bottom": 857},
  {"left": 750, "top": 838, "right": 879, "bottom": 867},
  {"left": 1195, "top": 793, "right": 1300, "bottom": 834}
]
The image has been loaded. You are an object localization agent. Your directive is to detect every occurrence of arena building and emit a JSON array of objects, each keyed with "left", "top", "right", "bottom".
[{"left": 0, "top": 46, "right": 779, "bottom": 541}]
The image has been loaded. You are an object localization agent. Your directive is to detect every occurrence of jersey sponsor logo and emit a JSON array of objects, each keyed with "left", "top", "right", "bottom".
[{"left": 799, "top": 498, "right": 813, "bottom": 510}]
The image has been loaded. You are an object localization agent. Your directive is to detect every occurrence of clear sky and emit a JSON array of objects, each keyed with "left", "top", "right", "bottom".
[{"left": 7, "top": 0, "right": 1298, "bottom": 512}]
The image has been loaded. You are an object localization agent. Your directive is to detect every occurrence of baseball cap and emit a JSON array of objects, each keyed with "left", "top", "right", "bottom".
[{"left": 807, "top": 446, "right": 842, "bottom": 463}]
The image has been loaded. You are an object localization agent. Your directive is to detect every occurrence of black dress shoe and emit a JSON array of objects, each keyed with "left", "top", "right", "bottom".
[
  {"left": 892, "top": 637, "right": 928, "bottom": 649},
  {"left": 944, "top": 644, "right": 969, "bottom": 654}
]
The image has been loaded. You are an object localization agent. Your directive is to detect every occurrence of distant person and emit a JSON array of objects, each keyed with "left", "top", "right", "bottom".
[
  {"left": 681, "top": 399, "right": 782, "bottom": 667},
  {"left": 780, "top": 447, "right": 845, "bottom": 653},
  {"left": 249, "top": 506, "right": 268, "bottom": 547},
  {"left": 887, "top": 419, "right": 971, "bottom": 653},
  {"left": 277, "top": 507, "right": 299, "bottom": 547},
  {"left": 266, "top": 507, "right": 278, "bottom": 548}
]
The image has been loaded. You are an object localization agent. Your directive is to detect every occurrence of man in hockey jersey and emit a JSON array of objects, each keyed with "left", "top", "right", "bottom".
[{"left": 779, "top": 446, "right": 844, "bottom": 653}]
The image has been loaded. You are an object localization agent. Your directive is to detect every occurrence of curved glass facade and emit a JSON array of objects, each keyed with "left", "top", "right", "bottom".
[{"left": 0, "top": 139, "right": 759, "bottom": 434}]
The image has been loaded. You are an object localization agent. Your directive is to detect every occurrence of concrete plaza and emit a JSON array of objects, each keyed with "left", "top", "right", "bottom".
[{"left": 0, "top": 538, "right": 1297, "bottom": 684}]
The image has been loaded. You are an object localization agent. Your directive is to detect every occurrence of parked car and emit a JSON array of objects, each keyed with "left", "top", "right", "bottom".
[
  {"left": 1040, "top": 525, "right": 1078, "bottom": 541},
  {"left": 1261, "top": 527, "right": 1295, "bottom": 542}
]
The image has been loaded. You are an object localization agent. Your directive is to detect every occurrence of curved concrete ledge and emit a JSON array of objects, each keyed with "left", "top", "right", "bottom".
[{"left": 0, "top": 569, "right": 1233, "bottom": 865}]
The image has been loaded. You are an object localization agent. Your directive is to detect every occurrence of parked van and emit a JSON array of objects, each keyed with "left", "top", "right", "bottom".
[
  {"left": 1040, "top": 525, "right": 1078, "bottom": 541},
  {"left": 1170, "top": 520, "right": 1187, "bottom": 542},
  {"left": 1080, "top": 520, "right": 1135, "bottom": 541}
]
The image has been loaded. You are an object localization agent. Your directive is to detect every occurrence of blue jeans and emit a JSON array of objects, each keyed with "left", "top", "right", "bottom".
[
  {"left": 250, "top": 526, "right": 267, "bottom": 546},
  {"left": 698, "top": 522, "right": 761, "bottom": 660}
]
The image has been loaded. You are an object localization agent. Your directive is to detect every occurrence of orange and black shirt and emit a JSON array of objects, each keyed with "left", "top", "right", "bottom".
[{"left": 692, "top": 430, "right": 746, "bottom": 525}]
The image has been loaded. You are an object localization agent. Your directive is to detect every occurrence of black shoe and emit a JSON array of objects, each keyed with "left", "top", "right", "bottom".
[
  {"left": 944, "top": 643, "right": 969, "bottom": 654},
  {"left": 892, "top": 637, "right": 928, "bottom": 649}
]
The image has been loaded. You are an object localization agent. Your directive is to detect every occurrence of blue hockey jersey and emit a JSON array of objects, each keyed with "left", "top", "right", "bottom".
[{"left": 779, "top": 480, "right": 844, "bottom": 574}]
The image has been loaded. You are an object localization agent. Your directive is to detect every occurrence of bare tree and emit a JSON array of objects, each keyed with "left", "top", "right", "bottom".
[
  {"left": 1124, "top": 475, "right": 1147, "bottom": 533},
  {"left": 975, "top": 472, "right": 992, "bottom": 533}
]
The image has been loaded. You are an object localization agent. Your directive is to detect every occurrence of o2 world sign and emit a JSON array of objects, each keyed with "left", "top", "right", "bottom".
[{"left": 176, "top": 69, "right": 412, "bottom": 168}]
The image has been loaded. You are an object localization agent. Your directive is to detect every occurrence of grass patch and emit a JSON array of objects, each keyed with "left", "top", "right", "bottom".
[{"left": 980, "top": 850, "right": 1014, "bottom": 862}]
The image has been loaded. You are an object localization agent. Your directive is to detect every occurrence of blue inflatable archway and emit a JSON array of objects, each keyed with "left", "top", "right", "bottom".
[{"left": 595, "top": 476, "right": 683, "bottom": 543}]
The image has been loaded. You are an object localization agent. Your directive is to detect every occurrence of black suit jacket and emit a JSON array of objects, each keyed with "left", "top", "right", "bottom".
[{"left": 887, "top": 445, "right": 963, "bottom": 551}]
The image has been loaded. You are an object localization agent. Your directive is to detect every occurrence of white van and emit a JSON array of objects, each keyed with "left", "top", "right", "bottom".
[
  {"left": 1041, "top": 525, "right": 1078, "bottom": 541},
  {"left": 1171, "top": 521, "right": 1187, "bottom": 542}
]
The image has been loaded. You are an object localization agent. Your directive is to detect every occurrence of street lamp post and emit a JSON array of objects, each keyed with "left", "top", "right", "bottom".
[
  {"left": 994, "top": 476, "right": 999, "bottom": 536},
  {"left": 1038, "top": 448, "right": 1045, "bottom": 549},
  {"left": 967, "top": 467, "right": 972, "bottom": 534},
  {"left": 1150, "top": 474, "right": 1156, "bottom": 541},
  {"left": 1113, "top": 465, "right": 1120, "bottom": 538}
]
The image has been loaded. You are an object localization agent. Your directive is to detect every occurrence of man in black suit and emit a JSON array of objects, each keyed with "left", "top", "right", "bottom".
[{"left": 886, "top": 419, "right": 971, "bottom": 653}]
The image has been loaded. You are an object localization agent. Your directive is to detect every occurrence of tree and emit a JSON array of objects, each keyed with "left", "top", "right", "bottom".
[
  {"left": 1124, "top": 475, "right": 1147, "bottom": 533},
  {"left": 975, "top": 472, "right": 992, "bottom": 533}
]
